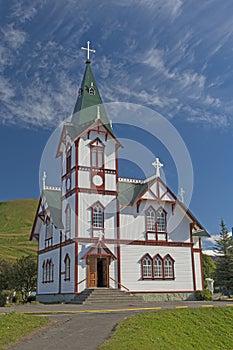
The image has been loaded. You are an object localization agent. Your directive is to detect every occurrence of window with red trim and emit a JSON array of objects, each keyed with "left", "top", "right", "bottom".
[
  {"left": 66, "top": 146, "right": 72, "bottom": 173},
  {"left": 92, "top": 202, "right": 104, "bottom": 233},
  {"left": 164, "top": 255, "right": 175, "bottom": 279},
  {"left": 42, "top": 259, "right": 54, "bottom": 283},
  {"left": 141, "top": 254, "right": 153, "bottom": 279},
  {"left": 65, "top": 204, "right": 71, "bottom": 239},
  {"left": 90, "top": 138, "right": 104, "bottom": 168},
  {"left": 146, "top": 207, "right": 156, "bottom": 231},
  {"left": 64, "top": 254, "right": 71, "bottom": 281},
  {"left": 45, "top": 218, "right": 53, "bottom": 247},
  {"left": 154, "top": 255, "right": 163, "bottom": 278},
  {"left": 140, "top": 254, "right": 175, "bottom": 280},
  {"left": 145, "top": 207, "right": 167, "bottom": 240},
  {"left": 157, "top": 208, "right": 166, "bottom": 232}
]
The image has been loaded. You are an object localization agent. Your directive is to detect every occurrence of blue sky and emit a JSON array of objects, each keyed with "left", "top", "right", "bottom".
[{"left": 0, "top": 0, "right": 233, "bottom": 243}]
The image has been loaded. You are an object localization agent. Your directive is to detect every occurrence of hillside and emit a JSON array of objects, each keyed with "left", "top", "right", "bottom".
[{"left": 0, "top": 199, "right": 38, "bottom": 261}]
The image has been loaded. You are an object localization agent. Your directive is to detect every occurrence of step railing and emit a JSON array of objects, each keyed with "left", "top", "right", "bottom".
[{"left": 109, "top": 276, "right": 130, "bottom": 292}]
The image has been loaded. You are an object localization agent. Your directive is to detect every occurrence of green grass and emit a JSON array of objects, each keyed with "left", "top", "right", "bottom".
[
  {"left": 0, "top": 199, "right": 38, "bottom": 261},
  {"left": 0, "top": 312, "right": 50, "bottom": 350},
  {"left": 99, "top": 307, "right": 233, "bottom": 350}
]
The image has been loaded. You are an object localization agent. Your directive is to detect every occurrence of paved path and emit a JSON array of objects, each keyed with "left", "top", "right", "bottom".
[{"left": 2, "top": 301, "right": 233, "bottom": 350}]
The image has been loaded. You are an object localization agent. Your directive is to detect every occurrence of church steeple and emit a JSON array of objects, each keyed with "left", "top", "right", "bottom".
[{"left": 71, "top": 41, "right": 111, "bottom": 131}]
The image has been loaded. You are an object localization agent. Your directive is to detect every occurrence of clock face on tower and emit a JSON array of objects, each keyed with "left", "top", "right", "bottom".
[{"left": 92, "top": 174, "right": 103, "bottom": 187}]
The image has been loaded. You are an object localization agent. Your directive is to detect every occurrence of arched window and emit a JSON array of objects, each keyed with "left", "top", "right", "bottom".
[
  {"left": 65, "top": 204, "right": 71, "bottom": 239},
  {"left": 64, "top": 254, "right": 71, "bottom": 281},
  {"left": 92, "top": 202, "right": 104, "bottom": 230},
  {"left": 154, "top": 255, "right": 163, "bottom": 278},
  {"left": 66, "top": 145, "right": 72, "bottom": 173},
  {"left": 146, "top": 207, "right": 156, "bottom": 231},
  {"left": 141, "top": 255, "right": 152, "bottom": 279},
  {"left": 90, "top": 138, "right": 104, "bottom": 168},
  {"left": 45, "top": 218, "right": 53, "bottom": 247},
  {"left": 156, "top": 208, "right": 166, "bottom": 232},
  {"left": 164, "top": 255, "right": 175, "bottom": 279}
]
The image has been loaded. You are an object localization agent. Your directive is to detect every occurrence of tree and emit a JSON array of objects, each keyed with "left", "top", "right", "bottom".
[
  {"left": 11, "top": 255, "right": 37, "bottom": 302},
  {"left": 0, "top": 259, "right": 13, "bottom": 292},
  {"left": 215, "top": 220, "right": 233, "bottom": 296},
  {"left": 202, "top": 254, "right": 216, "bottom": 280}
]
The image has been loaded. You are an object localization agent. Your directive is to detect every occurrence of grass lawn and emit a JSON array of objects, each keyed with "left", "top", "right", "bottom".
[
  {"left": 0, "top": 312, "right": 50, "bottom": 350},
  {"left": 99, "top": 307, "right": 233, "bottom": 350},
  {"left": 0, "top": 199, "right": 38, "bottom": 261}
]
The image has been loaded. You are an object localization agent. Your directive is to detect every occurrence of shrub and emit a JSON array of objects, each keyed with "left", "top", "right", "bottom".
[
  {"left": 27, "top": 295, "right": 36, "bottom": 303},
  {"left": 0, "top": 293, "right": 7, "bottom": 307},
  {"left": 195, "top": 290, "right": 213, "bottom": 301}
]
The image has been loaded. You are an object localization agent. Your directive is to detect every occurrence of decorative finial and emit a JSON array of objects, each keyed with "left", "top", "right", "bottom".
[
  {"left": 42, "top": 171, "right": 47, "bottom": 190},
  {"left": 81, "top": 40, "right": 96, "bottom": 62},
  {"left": 179, "top": 187, "right": 185, "bottom": 203},
  {"left": 152, "top": 158, "right": 163, "bottom": 177},
  {"left": 97, "top": 105, "right": 100, "bottom": 120}
]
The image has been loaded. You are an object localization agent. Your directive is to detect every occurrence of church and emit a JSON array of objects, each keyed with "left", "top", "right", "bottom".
[{"left": 31, "top": 41, "right": 209, "bottom": 302}]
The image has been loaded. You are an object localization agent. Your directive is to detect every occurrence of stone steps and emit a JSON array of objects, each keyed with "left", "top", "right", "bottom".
[{"left": 69, "top": 288, "right": 144, "bottom": 305}]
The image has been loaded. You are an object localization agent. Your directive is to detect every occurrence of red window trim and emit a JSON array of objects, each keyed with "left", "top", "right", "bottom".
[
  {"left": 145, "top": 206, "right": 168, "bottom": 241},
  {"left": 91, "top": 201, "right": 105, "bottom": 236},
  {"left": 65, "top": 204, "right": 71, "bottom": 239},
  {"left": 66, "top": 145, "right": 72, "bottom": 174},
  {"left": 64, "top": 253, "right": 71, "bottom": 281},
  {"left": 141, "top": 253, "right": 153, "bottom": 279},
  {"left": 140, "top": 253, "right": 175, "bottom": 280},
  {"left": 42, "top": 259, "right": 54, "bottom": 283},
  {"left": 90, "top": 137, "right": 105, "bottom": 169}
]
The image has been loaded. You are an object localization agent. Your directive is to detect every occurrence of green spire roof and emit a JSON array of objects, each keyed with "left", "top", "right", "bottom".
[{"left": 71, "top": 61, "right": 111, "bottom": 131}]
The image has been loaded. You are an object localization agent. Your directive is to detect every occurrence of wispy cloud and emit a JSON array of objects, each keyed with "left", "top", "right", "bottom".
[{"left": 2, "top": 23, "right": 27, "bottom": 49}]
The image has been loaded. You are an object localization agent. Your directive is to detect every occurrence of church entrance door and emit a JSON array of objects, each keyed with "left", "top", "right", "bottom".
[{"left": 87, "top": 256, "right": 109, "bottom": 288}]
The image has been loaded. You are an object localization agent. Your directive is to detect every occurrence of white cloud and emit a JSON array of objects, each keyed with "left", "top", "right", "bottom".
[{"left": 2, "top": 24, "right": 27, "bottom": 49}]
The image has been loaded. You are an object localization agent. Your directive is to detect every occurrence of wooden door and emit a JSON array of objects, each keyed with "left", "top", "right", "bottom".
[{"left": 88, "top": 257, "right": 97, "bottom": 288}]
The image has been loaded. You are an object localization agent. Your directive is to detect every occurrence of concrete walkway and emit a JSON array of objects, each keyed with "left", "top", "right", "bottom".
[{"left": 2, "top": 300, "right": 233, "bottom": 350}]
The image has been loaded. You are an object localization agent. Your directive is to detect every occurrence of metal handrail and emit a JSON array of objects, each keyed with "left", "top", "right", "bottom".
[
  {"left": 77, "top": 278, "right": 87, "bottom": 285},
  {"left": 109, "top": 276, "right": 130, "bottom": 291}
]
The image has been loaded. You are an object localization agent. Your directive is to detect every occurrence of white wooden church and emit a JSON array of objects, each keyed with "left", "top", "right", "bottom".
[{"left": 31, "top": 42, "right": 209, "bottom": 302}]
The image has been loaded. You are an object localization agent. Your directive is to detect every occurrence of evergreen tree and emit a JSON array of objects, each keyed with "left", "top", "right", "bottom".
[{"left": 215, "top": 220, "right": 233, "bottom": 296}]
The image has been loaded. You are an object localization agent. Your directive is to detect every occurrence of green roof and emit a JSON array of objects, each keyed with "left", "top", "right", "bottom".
[
  {"left": 44, "top": 190, "right": 63, "bottom": 229},
  {"left": 192, "top": 230, "right": 210, "bottom": 238},
  {"left": 71, "top": 62, "right": 112, "bottom": 133},
  {"left": 118, "top": 178, "right": 155, "bottom": 206}
]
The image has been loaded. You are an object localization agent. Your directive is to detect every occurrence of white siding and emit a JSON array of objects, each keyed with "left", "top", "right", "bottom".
[
  {"left": 60, "top": 243, "right": 75, "bottom": 293},
  {"left": 194, "top": 252, "right": 203, "bottom": 290},
  {"left": 78, "top": 193, "right": 117, "bottom": 239},
  {"left": 120, "top": 245, "right": 194, "bottom": 292}
]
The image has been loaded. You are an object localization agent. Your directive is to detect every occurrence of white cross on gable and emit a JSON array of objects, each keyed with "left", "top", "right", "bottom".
[
  {"left": 81, "top": 40, "right": 96, "bottom": 61},
  {"left": 152, "top": 158, "right": 163, "bottom": 177}
]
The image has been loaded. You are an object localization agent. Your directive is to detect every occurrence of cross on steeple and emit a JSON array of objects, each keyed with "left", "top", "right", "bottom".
[
  {"left": 152, "top": 158, "right": 163, "bottom": 177},
  {"left": 81, "top": 41, "right": 96, "bottom": 62}
]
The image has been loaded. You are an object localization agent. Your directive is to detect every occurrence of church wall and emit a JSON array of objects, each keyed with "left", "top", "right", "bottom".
[
  {"left": 78, "top": 134, "right": 116, "bottom": 169},
  {"left": 119, "top": 201, "right": 191, "bottom": 243},
  {"left": 61, "top": 195, "right": 76, "bottom": 239},
  {"left": 77, "top": 243, "right": 92, "bottom": 292},
  {"left": 120, "top": 245, "right": 194, "bottom": 292},
  {"left": 105, "top": 174, "right": 117, "bottom": 191},
  {"left": 78, "top": 193, "right": 117, "bottom": 239},
  {"left": 60, "top": 243, "right": 75, "bottom": 293},
  {"left": 194, "top": 252, "right": 202, "bottom": 290}
]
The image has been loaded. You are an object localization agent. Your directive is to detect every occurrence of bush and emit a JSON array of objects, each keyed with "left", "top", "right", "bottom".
[
  {"left": 195, "top": 290, "right": 213, "bottom": 301},
  {"left": 0, "top": 293, "right": 7, "bottom": 307},
  {"left": 27, "top": 295, "right": 36, "bottom": 303}
]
